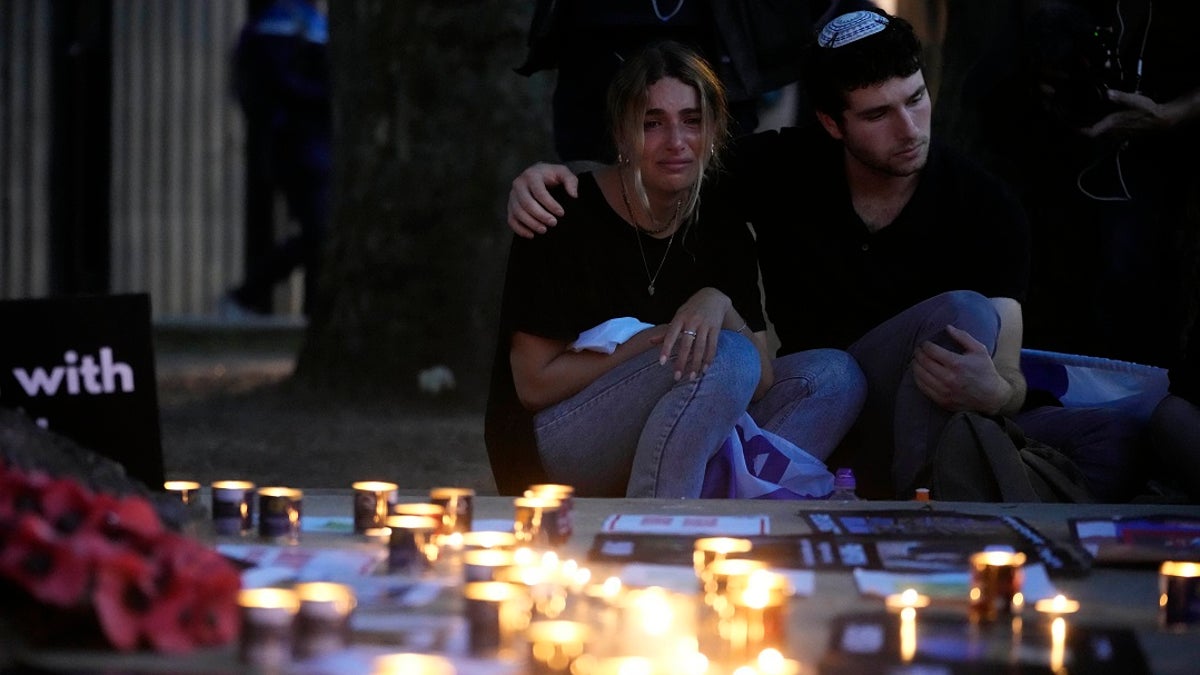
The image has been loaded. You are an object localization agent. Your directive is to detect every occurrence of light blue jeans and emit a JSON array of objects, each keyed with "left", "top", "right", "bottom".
[
  {"left": 533, "top": 331, "right": 760, "bottom": 498},
  {"left": 748, "top": 349, "right": 866, "bottom": 461}
]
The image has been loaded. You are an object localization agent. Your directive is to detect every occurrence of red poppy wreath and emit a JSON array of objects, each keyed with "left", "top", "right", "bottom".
[{"left": 0, "top": 460, "right": 241, "bottom": 652}]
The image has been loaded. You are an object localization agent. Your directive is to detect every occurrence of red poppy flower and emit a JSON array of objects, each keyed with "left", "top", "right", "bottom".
[
  {"left": 38, "top": 476, "right": 96, "bottom": 535},
  {"left": 91, "top": 548, "right": 155, "bottom": 651},
  {"left": 0, "top": 514, "right": 93, "bottom": 606}
]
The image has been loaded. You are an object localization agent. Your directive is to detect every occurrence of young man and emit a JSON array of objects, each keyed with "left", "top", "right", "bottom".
[{"left": 507, "top": 9, "right": 1146, "bottom": 500}]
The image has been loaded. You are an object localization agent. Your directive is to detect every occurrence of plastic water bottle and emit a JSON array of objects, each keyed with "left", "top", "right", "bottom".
[{"left": 829, "top": 467, "right": 861, "bottom": 501}]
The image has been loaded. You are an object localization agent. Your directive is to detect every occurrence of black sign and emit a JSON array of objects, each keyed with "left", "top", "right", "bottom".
[{"left": 0, "top": 294, "right": 164, "bottom": 488}]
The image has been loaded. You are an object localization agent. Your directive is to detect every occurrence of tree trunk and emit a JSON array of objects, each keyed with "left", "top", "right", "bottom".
[{"left": 295, "top": 1, "right": 553, "bottom": 402}]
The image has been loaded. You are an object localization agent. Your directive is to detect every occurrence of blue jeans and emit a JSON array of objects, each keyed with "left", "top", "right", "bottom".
[
  {"left": 533, "top": 330, "right": 760, "bottom": 498},
  {"left": 846, "top": 291, "right": 1002, "bottom": 497},
  {"left": 749, "top": 349, "right": 866, "bottom": 462},
  {"left": 844, "top": 290, "right": 1148, "bottom": 499}
]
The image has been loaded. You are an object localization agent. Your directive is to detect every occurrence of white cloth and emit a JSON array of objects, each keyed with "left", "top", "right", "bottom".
[{"left": 570, "top": 317, "right": 654, "bottom": 354}]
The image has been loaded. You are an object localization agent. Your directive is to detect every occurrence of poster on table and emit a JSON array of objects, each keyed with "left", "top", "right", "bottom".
[{"left": 0, "top": 294, "right": 164, "bottom": 488}]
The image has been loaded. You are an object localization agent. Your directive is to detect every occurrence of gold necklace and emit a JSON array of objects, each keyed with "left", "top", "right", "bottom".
[
  {"left": 619, "top": 171, "right": 679, "bottom": 235},
  {"left": 619, "top": 172, "right": 681, "bottom": 296}
]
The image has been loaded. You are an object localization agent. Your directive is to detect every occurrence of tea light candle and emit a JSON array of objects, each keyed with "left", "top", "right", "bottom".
[
  {"left": 513, "top": 495, "right": 564, "bottom": 548},
  {"left": 351, "top": 480, "right": 398, "bottom": 533},
  {"left": 1034, "top": 593, "right": 1080, "bottom": 616},
  {"left": 371, "top": 652, "right": 456, "bottom": 675},
  {"left": 968, "top": 550, "right": 1027, "bottom": 622},
  {"left": 257, "top": 487, "right": 303, "bottom": 543},
  {"left": 362, "top": 526, "right": 392, "bottom": 544},
  {"left": 164, "top": 480, "right": 202, "bottom": 505},
  {"left": 525, "top": 484, "right": 575, "bottom": 541},
  {"left": 694, "top": 536, "right": 754, "bottom": 579},
  {"left": 885, "top": 588, "right": 931, "bottom": 611},
  {"left": 237, "top": 587, "right": 300, "bottom": 670},
  {"left": 463, "top": 530, "right": 519, "bottom": 551},
  {"left": 527, "top": 620, "right": 590, "bottom": 675},
  {"left": 726, "top": 570, "right": 793, "bottom": 663},
  {"left": 464, "top": 547, "right": 517, "bottom": 582},
  {"left": 211, "top": 480, "right": 255, "bottom": 536},
  {"left": 430, "top": 486, "right": 476, "bottom": 534},
  {"left": 392, "top": 502, "right": 447, "bottom": 533},
  {"left": 464, "top": 580, "right": 530, "bottom": 660},
  {"left": 1160, "top": 561, "right": 1200, "bottom": 629},
  {"left": 293, "top": 581, "right": 356, "bottom": 660},
  {"left": 750, "top": 648, "right": 804, "bottom": 675},
  {"left": 385, "top": 514, "right": 440, "bottom": 575}
]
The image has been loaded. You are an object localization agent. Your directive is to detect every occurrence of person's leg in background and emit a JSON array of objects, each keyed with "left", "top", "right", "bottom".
[
  {"left": 1016, "top": 404, "right": 1150, "bottom": 502},
  {"left": 844, "top": 291, "right": 1002, "bottom": 498},
  {"left": 748, "top": 348, "right": 866, "bottom": 461},
  {"left": 1150, "top": 394, "right": 1200, "bottom": 503}
]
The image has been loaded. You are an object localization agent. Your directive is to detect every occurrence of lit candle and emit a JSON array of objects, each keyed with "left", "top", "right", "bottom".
[
  {"left": 293, "top": 581, "right": 356, "bottom": 660},
  {"left": 1034, "top": 593, "right": 1080, "bottom": 616},
  {"left": 430, "top": 486, "right": 476, "bottom": 534},
  {"left": 351, "top": 480, "right": 398, "bottom": 533},
  {"left": 371, "top": 653, "right": 456, "bottom": 675},
  {"left": 463, "top": 547, "right": 517, "bottom": 582},
  {"left": 693, "top": 536, "right": 754, "bottom": 579},
  {"left": 884, "top": 588, "right": 931, "bottom": 611},
  {"left": 237, "top": 588, "right": 300, "bottom": 670},
  {"left": 163, "top": 480, "right": 201, "bottom": 505},
  {"left": 968, "top": 550, "right": 1026, "bottom": 622},
  {"left": 1160, "top": 561, "right": 1200, "bottom": 629},
  {"left": 257, "top": 486, "right": 303, "bottom": 544},
  {"left": 464, "top": 580, "right": 530, "bottom": 660},
  {"left": 211, "top": 480, "right": 255, "bottom": 536},
  {"left": 525, "top": 483, "right": 575, "bottom": 542},
  {"left": 527, "top": 620, "right": 590, "bottom": 675},
  {"left": 384, "top": 514, "right": 439, "bottom": 575},
  {"left": 885, "top": 588, "right": 927, "bottom": 664},
  {"left": 513, "top": 495, "right": 564, "bottom": 548},
  {"left": 463, "top": 530, "right": 519, "bottom": 551}
]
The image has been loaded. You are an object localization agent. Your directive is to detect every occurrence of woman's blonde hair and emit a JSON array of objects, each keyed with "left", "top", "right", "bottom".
[{"left": 607, "top": 40, "right": 729, "bottom": 229}]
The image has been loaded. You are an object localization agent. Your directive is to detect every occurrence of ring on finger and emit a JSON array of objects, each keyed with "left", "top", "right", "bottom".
[{"left": 681, "top": 330, "right": 698, "bottom": 337}]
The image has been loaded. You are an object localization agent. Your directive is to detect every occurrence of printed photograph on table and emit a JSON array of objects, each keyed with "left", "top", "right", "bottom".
[
  {"left": 819, "top": 612, "right": 1151, "bottom": 674},
  {"left": 1070, "top": 515, "right": 1200, "bottom": 566},
  {"left": 590, "top": 511, "right": 1089, "bottom": 574}
]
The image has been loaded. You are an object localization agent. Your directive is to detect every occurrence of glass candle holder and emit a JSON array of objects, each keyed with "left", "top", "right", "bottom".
[
  {"left": 211, "top": 480, "right": 255, "bottom": 536},
  {"left": 430, "top": 486, "right": 476, "bottom": 534},
  {"left": 694, "top": 536, "right": 754, "bottom": 580},
  {"left": 293, "top": 581, "right": 357, "bottom": 660},
  {"left": 968, "top": 550, "right": 1026, "bottom": 623},
  {"left": 525, "top": 484, "right": 575, "bottom": 542},
  {"left": 464, "top": 547, "right": 518, "bottom": 583},
  {"left": 1160, "top": 561, "right": 1200, "bottom": 630},
  {"left": 385, "top": 514, "right": 440, "bottom": 575},
  {"left": 513, "top": 495, "right": 564, "bottom": 548},
  {"left": 351, "top": 480, "right": 398, "bottom": 533},
  {"left": 163, "top": 480, "right": 202, "bottom": 505},
  {"left": 237, "top": 588, "right": 300, "bottom": 670},
  {"left": 723, "top": 570, "right": 793, "bottom": 664},
  {"left": 257, "top": 487, "right": 303, "bottom": 544},
  {"left": 464, "top": 580, "right": 532, "bottom": 660}
]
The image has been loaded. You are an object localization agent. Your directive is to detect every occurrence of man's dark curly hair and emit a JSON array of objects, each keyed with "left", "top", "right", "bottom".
[{"left": 802, "top": 9, "right": 924, "bottom": 120}]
